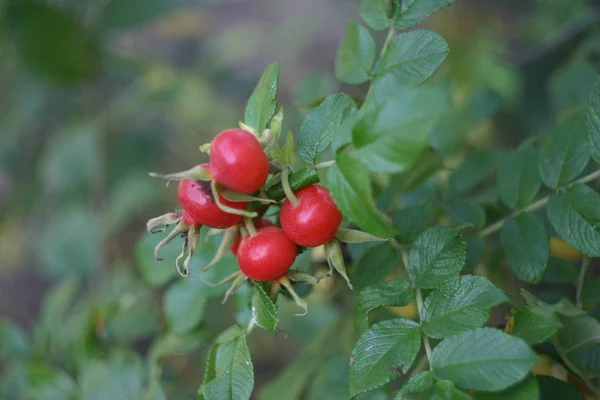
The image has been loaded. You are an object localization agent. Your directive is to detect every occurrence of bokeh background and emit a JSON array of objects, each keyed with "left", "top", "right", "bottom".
[{"left": 1, "top": 0, "right": 599, "bottom": 398}]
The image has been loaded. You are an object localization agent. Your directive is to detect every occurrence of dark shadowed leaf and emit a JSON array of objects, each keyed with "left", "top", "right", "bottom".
[
  {"left": 355, "top": 279, "right": 414, "bottom": 331},
  {"left": 586, "top": 78, "right": 600, "bottom": 162},
  {"left": 351, "top": 242, "right": 401, "bottom": 290},
  {"left": 547, "top": 184, "right": 600, "bottom": 257},
  {"left": 511, "top": 308, "right": 561, "bottom": 345},
  {"left": 500, "top": 213, "right": 549, "bottom": 283},
  {"left": 497, "top": 145, "right": 542, "bottom": 209},
  {"left": 393, "top": 202, "right": 434, "bottom": 244},
  {"left": 538, "top": 111, "right": 589, "bottom": 189},
  {"left": 431, "top": 328, "right": 538, "bottom": 391}
]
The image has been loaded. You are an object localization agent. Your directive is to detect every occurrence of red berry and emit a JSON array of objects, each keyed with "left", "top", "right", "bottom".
[
  {"left": 231, "top": 219, "right": 274, "bottom": 255},
  {"left": 181, "top": 211, "right": 199, "bottom": 226},
  {"left": 280, "top": 185, "right": 342, "bottom": 247},
  {"left": 209, "top": 129, "right": 269, "bottom": 194},
  {"left": 177, "top": 178, "right": 246, "bottom": 229},
  {"left": 237, "top": 226, "right": 297, "bottom": 281}
]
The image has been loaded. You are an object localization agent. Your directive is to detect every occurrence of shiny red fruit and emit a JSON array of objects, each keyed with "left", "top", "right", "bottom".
[
  {"left": 237, "top": 226, "right": 297, "bottom": 281},
  {"left": 280, "top": 185, "right": 342, "bottom": 247},
  {"left": 177, "top": 178, "right": 246, "bottom": 229},
  {"left": 181, "top": 211, "right": 199, "bottom": 226},
  {"left": 231, "top": 219, "right": 274, "bottom": 256},
  {"left": 209, "top": 129, "right": 270, "bottom": 194}
]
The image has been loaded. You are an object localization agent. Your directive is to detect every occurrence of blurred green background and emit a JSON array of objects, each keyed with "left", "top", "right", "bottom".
[{"left": 1, "top": 0, "right": 599, "bottom": 398}]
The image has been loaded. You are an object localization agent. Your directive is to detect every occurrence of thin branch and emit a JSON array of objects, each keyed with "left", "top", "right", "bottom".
[
  {"left": 479, "top": 169, "right": 600, "bottom": 238},
  {"left": 576, "top": 257, "right": 591, "bottom": 309},
  {"left": 380, "top": 24, "right": 396, "bottom": 58}
]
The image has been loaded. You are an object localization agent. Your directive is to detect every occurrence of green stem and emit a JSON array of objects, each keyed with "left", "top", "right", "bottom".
[
  {"left": 380, "top": 24, "right": 396, "bottom": 57},
  {"left": 244, "top": 217, "right": 257, "bottom": 236},
  {"left": 415, "top": 287, "right": 433, "bottom": 363},
  {"left": 480, "top": 169, "right": 600, "bottom": 237},
  {"left": 281, "top": 169, "right": 298, "bottom": 206},
  {"left": 576, "top": 257, "right": 591, "bottom": 309},
  {"left": 314, "top": 160, "right": 335, "bottom": 169}
]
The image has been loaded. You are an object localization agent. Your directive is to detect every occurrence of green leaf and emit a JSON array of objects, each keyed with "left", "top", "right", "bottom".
[
  {"left": 355, "top": 279, "right": 414, "bottom": 331},
  {"left": 353, "top": 75, "right": 449, "bottom": 173},
  {"left": 473, "top": 375, "right": 539, "bottom": 400},
  {"left": 547, "top": 184, "right": 600, "bottom": 257},
  {"left": 443, "top": 198, "right": 486, "bottom": 231},
  {"left": 395, "top": 371, "right": 434, "bottom": 398},
  {"left": 587, "top": 79, "right": 600, "bottom": 162},
  {"left": 80, "top": 354, "right": 145, "bottom": 400},
  {"left": 244, "top": 62, "right": 280, "bottom": 132},
  {"left": 500, "top": 213, "right": 549, "bottom": 283},
  {"left": 251, "top": 282, "right": 278, "bottom": 332},
  {"left": 0, "top": 319, "right": 30, "bottom": 359},
  {"left": 497, "top": 145, "right": 542, "bottom": 209},
  {"left": 538, "top": 112, "right": 589, "bottom": 189},
  {"left": 279, "top": 131, "right": 296, "bottom": 167},
  {"left": 148, "top": 330, "right": 208, "bottom": 366},
  {"left": 327, "top": 153, "right": 395, "bottom": 238},
  {"left": 432, "top": 381, "right": 474, "bottom": 400},
  {"left": 555, "top": 315, "right": 600, "bottom": 353},
  {"left": 392, "top": 202, "right": 433, "bottom": 244},
  {"left": 135, "top": 232, "right": 177, "bottom": 287},
  {"left": 200, "top": 326, "right": 254, "bottom": 400},
  {"left": 350, "top": 318, "right": 421, "bottom": 396},
  {"left": 163, "top": 278, "right": 207, "bottom": 335},
  {"left": 581, "top": 276, "right": 600, "bottom": 303},
  {"left": 421, "top": 275, "right": 508, "bottom": 339},
  {"left": 407, "top": 225, "right": 467, "bottom": 289},
  {"left": 5, "top": 1, "right": 99, "bottom": 82},
  {"left": 351, "top": 242, "right": 401, "bottom": 290},
  {"left": 537, "top": 376, "right": 584, "bottom": 400},
  {"left": 431, "top": 328, "right": 539, "bottom": 391},
  {"left": 334, "top": 21, "right": 376, "bottom": 84},
  {"left": 449, "top": 150, "right": 497, "bottom": 194},
  {"left": 395, "top": 0, "right": 455, "bottom": 29},
  {"left": 359, "top": 0, "right": 391, "bottom": 31},
  {"left": 379, "top": 30, "right": 449, "bottom": 83},
  {"left": 308, "top": 357, "right": 350, "bottom": 400},
  {"left": 549, "top": 59, "right": 597, "bottom": 113},
  {"left": 511, "top": 308, "right": 561, "bottom": 346},
  {"left": 542, "top": 257, "right": 578, "bottom": 284},
  {"left": 297, "top": 93, "right": 354, "bottom": 163}
]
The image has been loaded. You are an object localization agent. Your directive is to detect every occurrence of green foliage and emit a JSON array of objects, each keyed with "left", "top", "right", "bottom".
[
  {"left": 511, "top": 308, "right": 561, "bottom": 345},
  {"left": 335, "top": 21, "right": 376, "bottom": 84},
  {"left": 359, "top": 0, "right": 391, "bottom": 31},
  {"left": 355, "top": 279, "right": 414, "bottom": 331},
  {"left": 500, "top": 213, "right": 549, "bottom": 283},
  {"left": 407, "top": 225, "right": 468, "bottom": 289},
  {"left": 245, "top": 63, "right": 280, "bottom": 132},
  {"left": 538, "top": 111, "right": 589, "bottom": 189},
  {"left": 379, "top": 30, "right": 449, "bottom": 83},
  {"left": 250, "top": 282, "right": 278, "bottom": 331},
  {"left": 328, "top": 153, "right": 395, "bottom": 238},
  {"left": 421, "top": 275, "right": 508, "bottom": 338},
  {"left": 297, "top": 93, "right": 354, "bottom": 162},
  {"left": 430, "top": 328, "right": 539, "bottom": 391},
  {"left": 547, "top": 185, "right": 600, "bottom": 257},
  {"left": 588, "top": 79, "right": 600, "bottom": 162},
  {"left": 349, "top": 318, "right": 421, "bottom": 396},
  {"left": 199, "top": 326, "right": 254, "bottom": 400},
  {"left": 394, "top": 0, "right": 455, "bottom": 29},
  {"left": 497, "top": 145, "right": 542, "bottom": 209}
]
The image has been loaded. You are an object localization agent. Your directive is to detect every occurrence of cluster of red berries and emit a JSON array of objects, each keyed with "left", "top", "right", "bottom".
[{"left": 147, "top": 128, "right": 352, "bottom": 313}]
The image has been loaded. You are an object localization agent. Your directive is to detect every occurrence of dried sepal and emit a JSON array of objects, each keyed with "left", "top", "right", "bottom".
[
  {"left": 149, "top": 164, "right": 212, "bottom": 182},
  {"left": 203, "top": 227, "right": 238, "bottom": 272},
  {"left": 222, "top": 273, "right": 248, "bottom": 304},
  {"left": 175, "top": 241, "right": 190, "bottom": 277},
  {"left": 335, "top": 228, "right": 388, "bottom": 244},
  {"left": 239, "top": 121, "right": 258, "bottom": 136},
  {"left": 146, "top": 212, "right": 182, "bottom": 233},
  {"left": 153, "top": 222, "right": 188, "bottom": 261},
  {"left": 199, "top": 143, "right": 211, "bottom": 154},
  {"left": 287, "top": 271, "right": 319, "bottom": 285},
  {"left": 211, "top": 180, "right": 258, "bottom": 218},
  {"left": 278, "top": 276, "right": 308, "bottom": 316},
  {"left": 219, "top": 188, "right": 276, "bottom": 204},
  {"left": 258, "top": 128, "right": 273, "bottom": 148},
  {"left": 325, "top": 239, "right": 353, "bottom": 290},
  {"left": 182, "top": 224, "right": 201, "bottom": 275}
]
